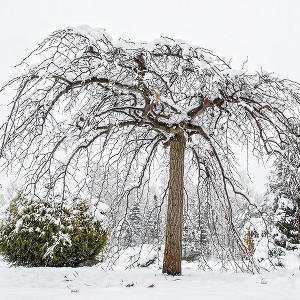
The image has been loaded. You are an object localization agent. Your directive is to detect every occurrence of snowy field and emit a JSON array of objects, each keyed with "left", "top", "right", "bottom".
[{"left": 1, "top": 251, "right": 299, "bottom": 300}]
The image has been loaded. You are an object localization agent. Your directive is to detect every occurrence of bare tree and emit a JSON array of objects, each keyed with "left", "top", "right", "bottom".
[{"left": 0, "top": 25, "right": 299, "bottom": 275}]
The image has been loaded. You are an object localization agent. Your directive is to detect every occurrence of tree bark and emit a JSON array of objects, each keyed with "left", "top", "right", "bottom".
[{"left": 162, "top": 133, "right": 186, "bottom": 275}]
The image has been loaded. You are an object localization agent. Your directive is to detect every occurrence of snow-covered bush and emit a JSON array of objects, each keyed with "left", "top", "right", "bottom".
[
  {"left": 242, "top": 196, "right": 300, "bottom": 270},
  {"left": 0, "top": 191, "right": 108, "bottom": 267},
  {"left": 242, "top": 215, "right": 286, "bottom": 269}
]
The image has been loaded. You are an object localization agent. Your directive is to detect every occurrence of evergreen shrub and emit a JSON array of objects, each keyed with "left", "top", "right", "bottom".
[{"left": 0, "top": 191, "right": 108, "bottom": 267}]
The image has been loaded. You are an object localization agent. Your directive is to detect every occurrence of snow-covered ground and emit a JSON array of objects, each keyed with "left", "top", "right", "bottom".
[{"left": 1, "top": 248, "right": 299, "bottom": 300}]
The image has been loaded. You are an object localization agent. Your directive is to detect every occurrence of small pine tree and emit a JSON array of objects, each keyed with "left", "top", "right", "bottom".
[
  {"left": 182, "top": 204, "right": 210, "bottom": 261},
  {"left": 273, "top": 198, "right": 300, "bottom": 250},
  {"left": 268, "top": 130, "right": 300, "bottom": 251},
  {"left": 144, "top": 195, "right": 162, "bottom": 245},
  {"left": 121, "top": 201, "right": 143, "bottom": 248}
]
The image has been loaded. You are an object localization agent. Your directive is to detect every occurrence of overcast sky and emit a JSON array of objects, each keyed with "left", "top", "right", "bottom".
[{"left": 0, "top": 0, "right": 299, "bottom": 192}]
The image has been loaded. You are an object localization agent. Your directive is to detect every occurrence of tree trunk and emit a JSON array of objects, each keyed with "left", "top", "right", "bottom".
[{"left": 162, "top": 133, "right": 186, "bottom": 275}]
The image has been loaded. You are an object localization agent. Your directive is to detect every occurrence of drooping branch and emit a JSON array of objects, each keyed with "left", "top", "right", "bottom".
[{"left": 0, "top": 25, "right": 299, "bottom": 273}]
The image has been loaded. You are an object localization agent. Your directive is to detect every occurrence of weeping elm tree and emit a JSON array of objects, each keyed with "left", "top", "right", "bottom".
[{"left": 1, "top": 26, "right": 300, "bottom": 275}]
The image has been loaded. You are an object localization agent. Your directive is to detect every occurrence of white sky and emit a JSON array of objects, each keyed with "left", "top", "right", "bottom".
[{"left": 0, "top": 0, "right": 299, "bottom": 193}]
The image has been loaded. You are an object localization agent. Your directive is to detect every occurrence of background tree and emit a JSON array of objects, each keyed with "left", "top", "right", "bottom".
[
  {"left": 268, "top": 123, "right": 300, "bottom": 249},
  {"left": 0, "top": 25, "right": 299, "bottom": 275},
  {"left": 122, "top": 201, "right": 142, "bottom": 247},
  {"left": 143, "top": 194, "right": 162, "bottom": 245}
]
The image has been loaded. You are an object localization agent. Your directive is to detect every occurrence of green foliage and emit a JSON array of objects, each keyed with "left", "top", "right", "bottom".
[
  {"left": 273, "top": 199, "right": 300, "bottom": 250},
  {"left": 0, "top": 192, "right": 108, "bottom": 267},
  {"left": 268, "top": 156, "right": 300, "bottom": 251}
]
